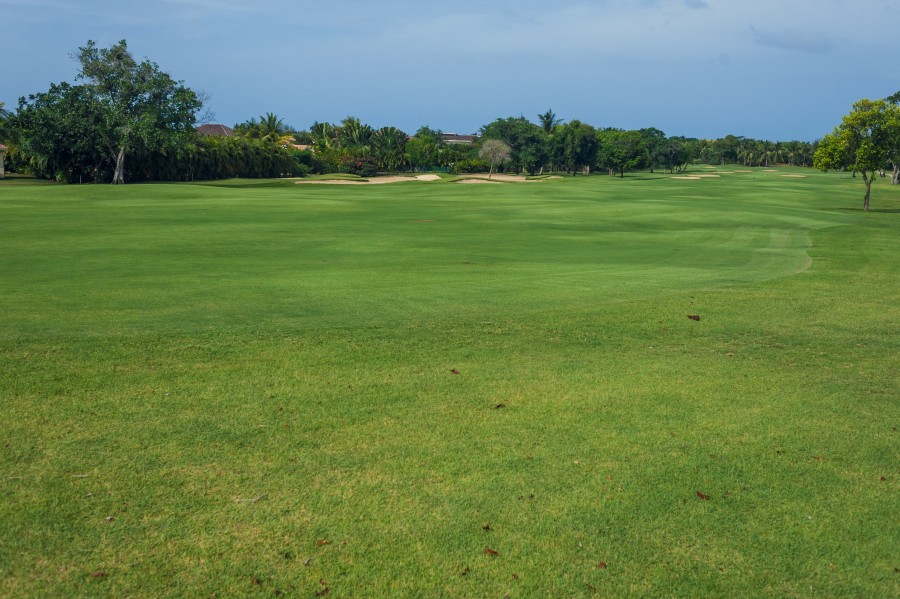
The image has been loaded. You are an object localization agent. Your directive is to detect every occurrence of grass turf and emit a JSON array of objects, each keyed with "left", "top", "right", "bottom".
[{"left": 1, "top": 168, "right": 897, "bottom": 597}]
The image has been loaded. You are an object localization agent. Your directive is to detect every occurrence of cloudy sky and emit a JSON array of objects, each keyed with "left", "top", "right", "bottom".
[{"left": 1, "top": 0, "right": 897, "bottom": 140}]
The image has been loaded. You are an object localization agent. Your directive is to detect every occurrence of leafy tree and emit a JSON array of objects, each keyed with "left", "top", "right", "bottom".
[
  {"left": 75, "top": 39, "right": 202, "bottom": 184},
  {"left": 12, "top": 82, "right": 109, "bottom": 182},
  {"left": 406, "top": 126, "right": 444, "bottom": 170},
  {"left": 886, "top": 92, "right": 900, "bottom": 184},
  {"left": 813, "top": 98, "right": 900, "bottom": 211},
  {"left": 480, "top": 116, "right": 547, "bottom": 175},
  {"left": 660, "top": 136, "right": 692, "bottom": 173},
  {"left": 638, "top": 127, "right": 667, "bottom": 173},
  {"left": 478, "top": 139, "right": 511, "bottom": 178},
  {"left": 551, "top": 120, "right": 597, "bottom": 175},
  {"left": 596, "top": 129, "right": 646, "bottom": 177}
]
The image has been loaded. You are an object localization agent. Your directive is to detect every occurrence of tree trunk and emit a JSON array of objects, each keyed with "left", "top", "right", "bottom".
[
  {"left": 862, "top": 172, "right": 871, "bottom": 212},
  {"left": 892, "top": 164, "right": 899, "bottom": 185},
  {"left": 0, "top": 150, "right": 5, "bottom": 179},
  {"left": 112, "top": 147, "right": 126, "bottom": 184},
  {"left": 488, "top": 158, "right": 495, "bottom": 179}
]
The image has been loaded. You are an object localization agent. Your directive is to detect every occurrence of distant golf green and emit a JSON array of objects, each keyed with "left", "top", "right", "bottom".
[{"left": 1, "top": 169, "right": 897, "bottom": 597}]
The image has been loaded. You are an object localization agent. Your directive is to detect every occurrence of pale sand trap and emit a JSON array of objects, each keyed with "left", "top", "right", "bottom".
[
  {"left": 454, "top": 173, "right": 539, "bottom": 183},
  {"left": 716, "top": 171, "right": 736, "bottom": 174},
  {"left": 763, "top": 169, "right": 778, "bottom": 172},
  {"left": 671, "top": 176, "right": 702, "bottom": 180},
  {"left": 782, "top": 174, "right": 808, "bottom": 178},
  {"left": 295, "top": 179, "right": 367, "bottom": 185},
  {"left": 695, "top": 174, "right": 721, "bottom": 178},
  {"left": 458, "top": 178, "right": 501, "bottom": 184},
  {"left": 295, "top": 174, "right": 441, "bottom": 185},
  {"left": 735, "top": 170, "right": 753, "bottom": 173}
]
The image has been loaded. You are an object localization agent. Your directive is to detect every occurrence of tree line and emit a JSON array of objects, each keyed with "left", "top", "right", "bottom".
[{"left": 0, "top": 40, "right": 896, "bottom": 199}]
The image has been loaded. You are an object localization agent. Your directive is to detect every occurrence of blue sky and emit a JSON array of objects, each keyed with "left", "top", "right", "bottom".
[{"left": 2, "top": 0, "right": 897, "bottom": 140}]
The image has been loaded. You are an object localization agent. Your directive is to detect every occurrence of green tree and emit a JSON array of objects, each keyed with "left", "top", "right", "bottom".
[
  {"left": 76, "top": 39, "right": 202, "bottom": 183},
  {"left": 12, "top": 82, "right": 109, "bottom": 182},
  {"left": 814, "top": 98, "right": 900, "bottom": 211},
  {"left": 660, "top": 136, "right": 692, "bottom": 173},
  {"left": 596, "top": 129, "right": 646, "bottom": 177},
  {"left": 639, "top": 127, "right": 667, "bottom": 172},
  {"left": 480, "top": 116, "right": 547, "bottom": 175},
  {"left": 406, "top": 126, "right": 444, "bottom": 170},
  {"left": 886, "top": 92, "right": 900, "bottom": 184},
  {"left": 551, "top": 120, "right": 597, "bottom": 175}
]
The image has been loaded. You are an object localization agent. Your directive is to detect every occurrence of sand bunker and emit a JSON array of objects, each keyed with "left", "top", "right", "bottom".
[
  {"left": 696, "top": 174, "right": 721, "bottom": 178},
  {"left": 671, "top": 176, "right": 702, "bottom": 180},
  {"left": 781, "top": 174, "right": 808, "bottom": 178},
  {"left": 458, "top": 178, "right": 501, "bottom": 184},
  {"left": 295, "top": 174, "right": 442, "bottom": 185}
]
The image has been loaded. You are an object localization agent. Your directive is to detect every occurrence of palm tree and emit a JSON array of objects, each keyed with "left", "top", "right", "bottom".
[
  {"left": 257, "top": 112, "right": 294, "bottom": 146},
  {"left": 372, "top": 127, "right": 409, "bottom": 172},
  {"left": 537, "top": 109, "right": 562, "bottom": 134},
  {"left": 338, "top": 116, "right": 373, "bottom": 150}
]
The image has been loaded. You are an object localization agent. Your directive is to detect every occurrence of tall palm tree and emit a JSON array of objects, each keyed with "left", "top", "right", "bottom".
[
  {"left": 537, "top": 109, "right": 562, "bottom": 134},
  {"left": 257, "top": 112, "right": 294, "bottom": 146}
]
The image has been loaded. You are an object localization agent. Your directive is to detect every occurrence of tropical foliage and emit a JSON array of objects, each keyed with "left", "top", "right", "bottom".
[
  {"left": 6, "top": 39, "right": 878, "bottom": 185},
  {"left": 814, "top": 97, "right": 900, "bottom": 210}
]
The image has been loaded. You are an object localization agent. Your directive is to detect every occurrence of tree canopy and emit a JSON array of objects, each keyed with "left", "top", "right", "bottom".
[
  {"left": 76, "top": 39, "right": 202, "bottom": 183},
  {"left": 813, "top": 98, "right": 900, "bottom": 211}
]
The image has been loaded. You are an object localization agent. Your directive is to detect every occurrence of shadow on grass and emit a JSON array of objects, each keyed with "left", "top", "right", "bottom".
[{"left": 838, "top": 207, "right": 900, "bottom": 214}]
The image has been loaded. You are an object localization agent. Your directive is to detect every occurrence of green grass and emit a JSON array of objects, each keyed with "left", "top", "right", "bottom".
[{"left": 1, "top": 167, "right": 897, "bottom": 597}]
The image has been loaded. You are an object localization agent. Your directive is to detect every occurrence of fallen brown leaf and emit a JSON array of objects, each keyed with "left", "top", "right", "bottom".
[
  {"left": 484, "top": 547, "right": 499, "bottom": 557},
  {"left": 696, "top": 491, "right": 711, "bottom": 500}
]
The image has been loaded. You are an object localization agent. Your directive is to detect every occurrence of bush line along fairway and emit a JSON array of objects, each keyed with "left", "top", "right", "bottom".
[{"left": 1, "top": 168, "right": 898, "bottom": 597}]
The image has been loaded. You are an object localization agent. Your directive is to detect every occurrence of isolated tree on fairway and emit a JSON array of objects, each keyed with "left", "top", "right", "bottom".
[
  {"left": 813, "top": 98, "right": 900, "bottom": 211},
  {"left": 76, "top": 39, "right": 201, "bottom": 184},
  {"left": 478, "top": 139, "right": 511, "bottom": 179}
]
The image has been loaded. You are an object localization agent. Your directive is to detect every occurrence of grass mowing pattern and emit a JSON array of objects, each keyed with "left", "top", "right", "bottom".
[{"left": 1, "top": 169, "right": 897, "bottom": 596}]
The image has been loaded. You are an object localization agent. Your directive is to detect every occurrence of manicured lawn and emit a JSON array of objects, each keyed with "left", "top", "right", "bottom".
[{"left": 1, "top": 168, "right": 897, "bottom": 597}]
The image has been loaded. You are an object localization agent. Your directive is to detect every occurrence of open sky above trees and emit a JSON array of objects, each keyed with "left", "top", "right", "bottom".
[{"left": 1, "top": 0, "right": 898, "bottom": 140}]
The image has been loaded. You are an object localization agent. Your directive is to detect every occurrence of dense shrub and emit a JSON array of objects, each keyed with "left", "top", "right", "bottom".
[{"left": 450, "top": 158, "right": 492, "bottom": 174}]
